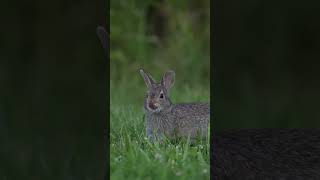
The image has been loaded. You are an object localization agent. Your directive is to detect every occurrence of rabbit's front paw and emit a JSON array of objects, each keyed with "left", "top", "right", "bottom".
[{"left": 147, "top": 133, "right": 165, "bottom": 143}]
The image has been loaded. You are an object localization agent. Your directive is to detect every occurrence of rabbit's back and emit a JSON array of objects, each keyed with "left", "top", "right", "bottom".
[{"left": 172, "top": 102, "right": 210, "bottom": 138}]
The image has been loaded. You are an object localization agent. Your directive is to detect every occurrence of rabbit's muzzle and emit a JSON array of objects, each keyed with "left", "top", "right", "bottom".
[{"left": 148, "top": 101, "right": 160, "bottom": 110}]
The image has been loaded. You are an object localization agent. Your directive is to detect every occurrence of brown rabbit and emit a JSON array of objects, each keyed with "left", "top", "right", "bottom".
[{"left": 140, "top": 69, "right": 210, "bottom": 142}]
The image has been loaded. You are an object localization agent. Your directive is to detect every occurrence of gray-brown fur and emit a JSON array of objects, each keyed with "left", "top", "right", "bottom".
[
  {"left": 212, "top": 129, "right": 320, "bottom": 179},
  {"left": 140, "top": 69, "right": 210, "bottom": 141}
]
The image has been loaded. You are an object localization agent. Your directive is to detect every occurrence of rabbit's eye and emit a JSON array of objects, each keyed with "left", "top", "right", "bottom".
[{"left": 159, "top": 93, "right": 164, "bottom": 99}]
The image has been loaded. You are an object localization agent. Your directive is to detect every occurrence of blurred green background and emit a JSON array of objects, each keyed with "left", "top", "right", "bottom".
[
  {"left": 213, "top": 0, "right": 320, "bottom": 129},
  {"left": 0, "top": 0, "right": 107, "bottom": 179},
  {"left": 110, "top": 0, "right": 210, "bottom": 100}
]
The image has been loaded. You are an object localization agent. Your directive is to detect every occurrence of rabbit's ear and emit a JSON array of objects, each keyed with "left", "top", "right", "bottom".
[
  {"left": 96, "top": 26, "right": 108, "bottom": 57},
  {"left": 161, "top": 70, "right": 175, "bottom": 90},
  {"left": 140, "top": 69, "right": 156, "bottom": 88}
]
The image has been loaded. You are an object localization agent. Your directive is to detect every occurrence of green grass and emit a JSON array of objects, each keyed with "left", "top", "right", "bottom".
[{"left": 110, "top": 81, "right": 210, "bottom": 180}]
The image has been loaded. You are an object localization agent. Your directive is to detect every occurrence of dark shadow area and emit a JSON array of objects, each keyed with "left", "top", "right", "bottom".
[
  {"left": 212, "top": 0, "right": 320, "bottom": 178},
  {"left": 0, "top": 0, "right": 108, "bottom": 179},
  {"left": 213, "top": 0, "right": 320, "bottom": 129}
]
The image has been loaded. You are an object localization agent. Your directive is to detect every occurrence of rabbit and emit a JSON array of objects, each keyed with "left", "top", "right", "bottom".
[
  {"left": 96, "top": 26, "right": 108, "bottom": 57},
  {"left": 212, "top": 129, "right": 320, "bottom": 180},
  {"left": 139, "top": 69, "right": 210, "bottom": 142}
]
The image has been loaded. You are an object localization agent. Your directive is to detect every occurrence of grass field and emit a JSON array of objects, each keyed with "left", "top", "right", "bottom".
[{"left": 110, "top": 80, "right": 210, "bottom": 180}]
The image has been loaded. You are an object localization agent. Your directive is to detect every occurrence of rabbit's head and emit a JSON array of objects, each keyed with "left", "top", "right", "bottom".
[{"left": 140, "top": 69, "right": 175, "bottom": 113}]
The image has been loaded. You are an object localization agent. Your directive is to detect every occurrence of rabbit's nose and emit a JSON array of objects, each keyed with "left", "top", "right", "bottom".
[{"left": 149, "top": 102, "right": 159, "bottom": 110}]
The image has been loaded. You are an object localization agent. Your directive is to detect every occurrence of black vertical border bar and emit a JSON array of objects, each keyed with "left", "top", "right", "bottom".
[
  {"left": 106, "top": 0, "right": 110, "bottom": 178},
  {"left": 210, "top": 0, "right": 212, "bottom": 178},
  {"left": 210, "top": 0, "right": 215, "bottom": 179},
  {"left": 103, "top": 0, "right": 110, "bottom": 179}
]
